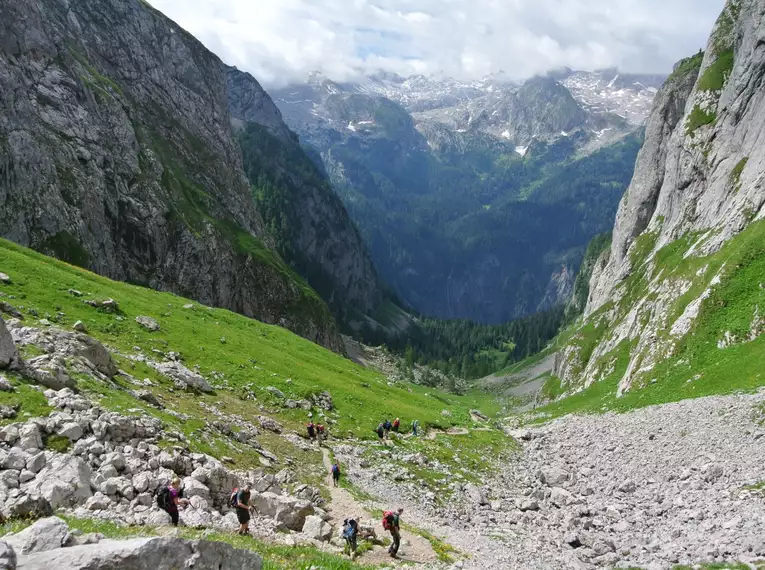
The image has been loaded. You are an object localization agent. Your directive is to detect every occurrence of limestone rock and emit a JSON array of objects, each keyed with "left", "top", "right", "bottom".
[
  {"left": 23, "top": 454, "right": 92, "bottom": 508},
  {"left": 149, "top": 361, "right": 213, "bottom": 393},
  {"left": 3, "top": 517, "right": 69, "bottom": 555},
  {"left": 301, "top": 515, "right": 332, "bottom": 542},
  {"left": 0, "top": 317, "right": 20, "bottom": 371},
  {"left": 135, "top": 317, "right": 160, "bottom": 332}
]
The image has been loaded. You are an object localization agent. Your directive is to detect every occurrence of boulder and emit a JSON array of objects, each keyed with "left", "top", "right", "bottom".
[
  {"left": 4, "top": 495, "right": 53, "bottom": 520},
  {"left": 72, "top": 321, "right": 87, "bottom": 333},
  {"left": 0, "top": 273, "right": 10, "bottom": 284},
  {"left": 302, "top": 515, "right": 332, "bottom": 542},
  {"left": 257, "top": 416, "right": 282, "bottom": 434},
  {"left": 85, "top": 492, "right": 112, "bottom": 511},
  {"left": 132, "top": 472, "right": 154, "bottom": 494},
  {"left": 145, "top": 509, "right": 173, "bottom": 526},
  {"left": 252, "top": 492, "right": 315, "bottom": 531},
  {"left": 23, "top": 454, "right": 92, "bottom": 508},
  {"left": 0, "top": 376, "right": 13, "bottom": 392},
  {"left": 465, "top": 484, "right": 489, "bottom": 505},
  {"left": 520, "top": 500, "right": 539, "bottom": 512},
  {"left": 1, "top": 448, "right": 26, "bottom": 471},
  {"left": 539, "top": 466, "right": 569, "bottom": 486},
  {"left": 149, "top": 361, "right": 213, "bottom": 393},
  {"left": 181, "top": 478, "right": 211, "bottom": 502},
  {"left": 14, "top": 536, "right": 262, "bottom": 570},
  {"left": 58, "top": 422, "right": 84, "bottom": 442},
  {"left": 17, "top": 425, "right": 42, "bottom": 451},
  {"left": 0, "top": 317, "right": 21, "bottom": 371},
  {"left": 135, "top": 317, "right": 160, "bottom": 332},
  {"left": 3, "top": 517, "right": 69, "bottom": 555},
  {"left": 0, "top": 540, "right": 15, "bottom": 570},
  {"left": 550, "top": 487, "right": 574, "bottom": 507}
]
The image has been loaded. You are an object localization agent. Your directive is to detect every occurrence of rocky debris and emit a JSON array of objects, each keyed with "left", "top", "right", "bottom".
[
  {"left": 0, "top": 304, "right": 23, "bottom": 320},
  {"left": 135, "top": 317, "right": 160, "bottom": 332},
  {"left": 84, "top": 299, "right": 119, "bottom": 313},
  {"left": 257, "top": 416, "right": 282, "bottom": 434},
  {"left": 0, "top": 377, "right": 13, "bottom": 392},
  {"left": 310, "top": 391, "right": 333, "bottom": 411},
  {"left": 0, "top": 318, "right": 21, "bottom": 371},
  {"left": 148, "top": 361, "right": 213, "bottom": 393}
]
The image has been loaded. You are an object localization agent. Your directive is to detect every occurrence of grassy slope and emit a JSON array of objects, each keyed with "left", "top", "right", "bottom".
[
  {"left": 0, "top": 238, "right": 500, "bottom": 438},
  {"left": 534, "top": 218, "right": 765, "bottom": 420},
  {"left": 0, "top": 237, "right": 511, "bottom": 567}
]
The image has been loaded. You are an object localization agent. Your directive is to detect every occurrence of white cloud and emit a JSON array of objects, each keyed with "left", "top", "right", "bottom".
[{"left": 147, "top": 0, "right": 724, "bottom": 86}]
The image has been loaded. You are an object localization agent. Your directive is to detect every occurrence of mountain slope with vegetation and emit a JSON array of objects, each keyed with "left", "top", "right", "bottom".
[
  {"left": 543, "top": 0, "right": 765, "bottom": 414},
  {"left": 0, "top": 0, "right": 386, "bottom": 351}
]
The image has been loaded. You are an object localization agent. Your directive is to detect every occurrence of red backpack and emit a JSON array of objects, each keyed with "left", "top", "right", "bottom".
[{"left": 382, "top": 511, "right": 395, "bottom": 530}]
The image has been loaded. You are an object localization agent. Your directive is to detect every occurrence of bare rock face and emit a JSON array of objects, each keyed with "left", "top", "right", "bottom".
[
  {"left": 0, "top": 0, "right": 342, "bottom": 350},
  {"left": 555, "top": 0, "right": 765, "bottom": 394},
  {"left": 0, "top": 317, "right": 20, "bottom": 371},
  {"left": 15, "top": 536, "right": 262, "bottom": 570}
]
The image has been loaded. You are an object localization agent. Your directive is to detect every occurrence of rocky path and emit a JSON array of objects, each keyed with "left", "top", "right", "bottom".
[{"left": 320, "top": 447, "right": 437, "bottom": 565}]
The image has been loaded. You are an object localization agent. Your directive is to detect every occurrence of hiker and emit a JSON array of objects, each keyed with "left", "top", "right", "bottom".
[
  {"left": 330, "top": 462, "right": 341, "bottom": 487},
  {"left": 392, "top": 418, "right": 400, "bottom": 433},
  {"left": 383, "top": 419, "right": 392, "bottom": 438},
  {"left": 376, "top": 422, "right": 385, "bottom": 440},
  {"left": 157, "top": 477, "right": 189, "bottom": 526},
  {"left": 316, "top": 423, "right": 325, "bottom": 445},
  {"left": 231, "top": 484, "right": 252, "bottom": 536},
  {"left": 383, "top": 508, "right": 404, "bottom": 558},
  {"left": 343, "top": 517, "right": 359, "bottom": 559},
  {"left": 306, "top": 421, "right": 316, "bottom": 442},
  {"left": 412, "top": 419, "right": 419, "bottom": 436}
]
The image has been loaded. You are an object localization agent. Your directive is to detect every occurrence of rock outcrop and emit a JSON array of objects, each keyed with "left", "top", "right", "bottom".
[
  {"left": 0, "top": 0, "right": 347, "bottom": 349},
  {"left": 554, "top": 0, "right": 765, "bottom": 394}
]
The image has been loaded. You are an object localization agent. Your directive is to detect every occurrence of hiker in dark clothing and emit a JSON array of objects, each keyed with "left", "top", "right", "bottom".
[
  {"left": 412, "top": 419, "right": 419, "bottom": 436},
  {"left": 158, "top": 477, "right": 189, "bottom": 526},
  {"left": 343, "top": 518, "right": 359, "bottom": 559},
  {"left": 383, "top": 508, "right": 404, "bottom": 558},
  {"left": 376, "top": 422, "right": 385, "bottom": 440},
  {"left": 330, "top": 462, "right": 341, "bottom": 487},
  {"left": 383, "top": 419, "right": 392, "bottom": 438},
  {"left": 235, "top": 484, "right": 252, "bottom": 536},
  {"left": 306, "top": 422, "right": 316, "bottom": 441}
]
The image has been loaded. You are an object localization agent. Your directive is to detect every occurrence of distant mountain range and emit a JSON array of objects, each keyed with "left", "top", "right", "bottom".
[{"left": 269, "top": 69, "right": 655, "bottom": 324}]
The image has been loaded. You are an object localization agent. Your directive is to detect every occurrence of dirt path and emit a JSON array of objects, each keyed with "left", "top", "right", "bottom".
[
  {"left": 321, "top": 447, "right": 437, "bottom": 565},
  {"left": 426, "top": 426, "right": 469, "bottom": 440}
]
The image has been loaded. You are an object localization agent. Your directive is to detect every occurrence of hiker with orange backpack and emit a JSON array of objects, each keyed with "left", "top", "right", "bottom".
[
  {"left": 392, "top": 418, "right": 400, "bottom": 433},
  {"left": 382, "top": 508, "right": 404, "bottom": 558},
  {"left": 316, "top": 423, "right": 326, "bottom": 445}
]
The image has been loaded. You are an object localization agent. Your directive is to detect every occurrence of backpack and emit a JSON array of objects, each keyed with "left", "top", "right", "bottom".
[
  {"left": 343, "top": 519, "right": 357, "bottom": 539},
  {"left": 382, "top": 511, "right": 395, "bottom": 531},
  {"left": 156, "top": 486, "right": 171, "bottom": 510},
  {"left": 229, "top": 488, "right": 239, "bottom": 508},
  {"left": 332, "top": 464, "right": 340, "bottom": 476}
]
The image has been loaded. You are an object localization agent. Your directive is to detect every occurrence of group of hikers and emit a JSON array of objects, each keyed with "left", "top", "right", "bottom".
[
  {"left": 305, "top": 421, "right": 327, "bottom": 445},
  {"left": 341, "top": 508, "right": 405, "bottom": 560},
  {"left": 376, "top": 417, "right": 419, "bottom": 439},
  {"left": 156, "top": 477, "right": 255, "bottom": 536}
]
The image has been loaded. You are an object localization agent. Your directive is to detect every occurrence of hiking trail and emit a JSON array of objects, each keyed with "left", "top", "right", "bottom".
[{"left": 320, "top": 446, "right": 437, "bottom": 565}]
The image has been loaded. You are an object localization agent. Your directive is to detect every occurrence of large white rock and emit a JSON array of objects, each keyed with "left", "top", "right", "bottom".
[
  {"left": 252, "top": 492, "right": 314, "bottom": 531},
  {"left": 0, "top": 540, "right": 15, "bottom": 570},
  {"left": 149, "top": 361, "right": 212, "bottom": 393},
  {"left": 0, "top": 317, "right": 21, "bottom": 371},
  {"left": 3, "top": 517, "right": 69, "bottom": 555},
  {"left": 301, "top": 515, "right": 332, "bottom": 542},
  {"left": 16, "top": 425, "right": 42, "bottom": 451},
  {"left": 15, "top": 536, "right": 262, "bottom": 570},
  {"left": 539, "top": 466, "right": 569, "bottom": 486},
  {"left": 181, "top": 478, "right": 210, "bottom": 502},
  {"left": 23, "top": 454, "right": 92, "bottom": 508},
  {"left": 1, "top": 448, "right": 27, "bottom": 471}
]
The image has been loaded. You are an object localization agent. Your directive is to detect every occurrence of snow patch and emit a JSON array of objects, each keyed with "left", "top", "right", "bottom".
[{"left": 515, "top": 146, "right": 528, "bottom": 156}]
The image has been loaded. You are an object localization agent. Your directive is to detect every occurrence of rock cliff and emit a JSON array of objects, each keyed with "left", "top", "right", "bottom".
[
  {"left": 0, "top": 0, "right": 378, "bottom": 350},
  {"left": 554, "top": 0, "right": 765, "bottom": 395}
]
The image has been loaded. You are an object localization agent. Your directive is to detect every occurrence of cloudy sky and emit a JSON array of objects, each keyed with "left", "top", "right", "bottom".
[{"left": 148, "top": 0, "right": 724, "bottom": 86}]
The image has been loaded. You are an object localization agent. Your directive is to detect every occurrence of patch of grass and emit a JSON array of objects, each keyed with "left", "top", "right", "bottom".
[
  {"left": 403, "top": 523, "right": 460, "bottom": 563},
  {"left": 697, "top": 50, "right": 735, "bottom": 92},
  {"left": 686, "top": 105, "right": 717, "bottom": 135},
  {"left": 45, "top": 434, "right": 73, "bottom": 453},
  {"left": 730, "top": 157, "right": 748, "bottom": 191},
  {"left": 668, "top": 51, "right": 704, "bottom": 83},
  {"left": 0, "top": 375, "right": 53, "bottom": 424},
  {"left": 541, "top": 375, "right": 564, "bottom": 401}
]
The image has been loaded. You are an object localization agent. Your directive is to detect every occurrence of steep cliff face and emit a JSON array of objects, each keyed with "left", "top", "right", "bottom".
[
  {"left": 554, "top": 0, "right": 765, "bottom": 397},
  {"left": 225, "top": 67, "right": 383, "bottom": 316},
  {"left": 0, "top": 0, "right": 339, "bottom": 349}
]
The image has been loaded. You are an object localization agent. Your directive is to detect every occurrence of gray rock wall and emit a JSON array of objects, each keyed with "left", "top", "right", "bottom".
[{"left": 0, "top": 0, "right": 339, "bottom": 349}]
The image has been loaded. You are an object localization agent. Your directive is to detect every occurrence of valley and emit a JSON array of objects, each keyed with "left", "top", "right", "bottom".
[{"left": 1, "top": 0, "right": 764, "bottom": 568}]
